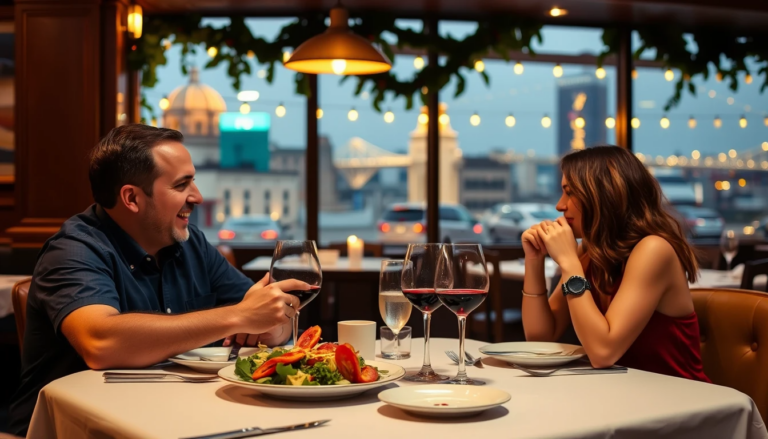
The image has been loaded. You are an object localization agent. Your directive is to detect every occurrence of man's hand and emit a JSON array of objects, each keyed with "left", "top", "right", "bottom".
[{"left": 232, "top": 273, "right": 305, "bottom": 337}]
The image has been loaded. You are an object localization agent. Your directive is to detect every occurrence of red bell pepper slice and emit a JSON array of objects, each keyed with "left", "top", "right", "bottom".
[
  {"left": 251, "top": 350, "right": 305, "bottom": 380},
  {"left": 334, "top": 343, "right": 378, "bottom": 384},
  {"left": 296, "top": 326, "right": 322, "bottom": 350}
]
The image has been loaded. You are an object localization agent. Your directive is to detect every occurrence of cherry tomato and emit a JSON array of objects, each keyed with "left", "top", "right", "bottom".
[
  {"left": 334, "top": 343, "right": 378, "bottom": 383},
  {"left": 251, "top": 350, "right": 305, "bottom": 380},
  {"left": 296, "top": 325, "right": 322, "bottom": 350}
]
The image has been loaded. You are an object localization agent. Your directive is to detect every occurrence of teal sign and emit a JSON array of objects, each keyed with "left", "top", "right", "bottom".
[{"left": 219, "top": 112, "right": 270, "bottom": 132}]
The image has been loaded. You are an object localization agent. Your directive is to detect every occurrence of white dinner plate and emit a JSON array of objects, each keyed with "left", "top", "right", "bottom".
[
  {"left": 479, "top": 342, "right": 585, "bottom": 367},
  {"left": 168, "top": 347, "right": 261, "bottom": 373},
  {"left": 218, "top": 360, "right": 405, "bottom": 400},
  {"left": 378, "top": 384, "right": 511, "bottom": 417}
]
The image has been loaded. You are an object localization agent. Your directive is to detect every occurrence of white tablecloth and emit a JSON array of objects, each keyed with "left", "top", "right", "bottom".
[
  {"left": 0, "top": 275, "right": 31, "bottom": 319},
  {"left": 28, "top": 338, "right": 767, "bottom": 439}
]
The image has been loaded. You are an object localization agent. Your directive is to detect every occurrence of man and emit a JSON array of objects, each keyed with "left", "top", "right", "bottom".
[{"left": 8, "top": 124, "right": 305, "bottom": 436}]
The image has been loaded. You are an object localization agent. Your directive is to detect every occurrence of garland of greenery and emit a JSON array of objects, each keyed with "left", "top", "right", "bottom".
[{"left": 129, "top": 14, "right": 767, "bottom": 118}]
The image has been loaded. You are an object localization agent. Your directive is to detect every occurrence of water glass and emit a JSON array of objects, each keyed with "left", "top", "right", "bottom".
[
  {"left": 380, "top": 326, "right": 412, "bottom": 359},
  {"left": 379, "top": 260, "right": 411, "bottom": 360}
]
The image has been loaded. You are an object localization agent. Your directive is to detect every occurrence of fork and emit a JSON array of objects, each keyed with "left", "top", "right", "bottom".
[
  {"left": 512, "top": 364, "right": 561, "bottom": 377},
  {"left": 103, "top": 372, "right": 218, "bottom": 382},
  {"left": 445, "top": 350, "right": 481, "bottom": 366}
]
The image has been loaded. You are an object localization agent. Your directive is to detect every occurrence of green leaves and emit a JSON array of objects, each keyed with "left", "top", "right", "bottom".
[{"left": 234, "top": 357, "right": 255, "bottom": 382}]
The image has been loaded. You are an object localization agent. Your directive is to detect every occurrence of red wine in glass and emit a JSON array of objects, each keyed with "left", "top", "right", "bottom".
[
  {"left": 436, "top": 289, "right": 488, "bottom": 316},
  {"left": 402, "top": 288, "right": 442, "bottom": 313},
  {"left": 286, "top": 285, "right": 322, "bottom": 308}
]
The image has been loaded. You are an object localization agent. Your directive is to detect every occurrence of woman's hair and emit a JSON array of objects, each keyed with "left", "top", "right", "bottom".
[{"left": 561, "top": 146, "right": 698, "bottom": 295}]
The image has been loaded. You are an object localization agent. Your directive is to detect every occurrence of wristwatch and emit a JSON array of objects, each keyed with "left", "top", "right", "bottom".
[{"left": 562, "top": 275, "right": 591, "bottom": 297}]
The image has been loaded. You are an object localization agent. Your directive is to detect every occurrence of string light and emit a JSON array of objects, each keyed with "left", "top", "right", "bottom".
[
  {"left": 514, "top": 62, "right": 524, "bottom": 75},
  {"left": 470, "top": 112, "right": 481, "bottom": 126},
  {"left": 413, "top": 56, "right": 424, "bottom": 70},
  {"left": 763, "top": 161, "right": 768, "bottom": 170},
  {"left": 283, "top": 51, "right": 292, "bottom": 63},
  {"left": 708, "top": 90, "right": 716, "bottom": 98},
  {"left": 664, "top": 69, "right": 674, "bottom": 81},
  {"left": 549, "top": 7, "right": 567, "bottom": 16},
  {"left": 727, "top": 97, "right": 735, "bottom": 105},
  {"left": 237, "top": 90, "right": 260, "bottom": 102},
  {"left": 421, "top": 86, "right": 429, "bottom": 95},
  {"left": 574, "top": 116, "right": 586, "bottom": 128},
  {"left": 331, "top": 59, "right": 347, "bottom": 75},
  {"left": 692, "top": 150, "right": 701, "bottom": 160},
  {"left": 718, "top": 153, "right": 727, "bottom": 162},
  {"left": 688, "top": 116, "right": 696, "bottom": 129},
  {"left": 474, "top": 60, "right": 485, "bottom": 73},
  {"left": 275, "top": 103, "right": 286, "bottom": 118},
  {"left": 384, "top": 110, "right": 395, "bottom": 123},
  {"left": 207, "top": 46, "right": 218, "bottom": 58},
  {"left": 605, "top": 117, "right": 615, "bottom": 129},
  {"left": 316, "top": 108, "right": 323, "bottom": 119},
  {"left": 239, "top": 102, "right": 250, "bottom": 114},
  {"left": 439, "top": 113, "right": 450, "bottom": 125},
  {"left": 666, "top": 156, "right": 678, "bottom": 166},
  {"left": 739, "top": 115, "right": 748, "bottom": 128},
  {"left": 150, "top": 118, "right": 157, "bottom": 127},
  {"left": 159, "top": 96, "right": 170, "bottom": 111},
  {"left": 660, "top": 116, "right": 670, "bottom": 129},
  {"left": 722, "top": 181, "right": 731, "bottom": 190},
  {"left": 552, "top": 64, "right": 563, "bottom": 78},
  {"left": 635, "top": 153, "right": 645, "bottom": 162},
  {"left": 763, "top": 142, "right": 768, "bottom": 151},
  {"left": 162, "top": 39, "right": 172, "bottom": 50},
  {"left": 715, "top": 72, "right": 723, "bottom": 82},
  {"left": 745, "top": 74, "right": 753, "bottom": 84},
  {"left": 541, "top": 114, "right": 552, "bottom": 128},
  {"left": 764, "top": 116, "right": 768, "bottom": 127},
  {"left": 247, "top": 50, "right": 255, "bottom": 59},
  {"left": 631, "top": 69, "right": 638, "bottom": 80},
  {"left": 505, "top": 114, "right": 516, "bottom": 127},
  {"left": 714, "top": 116, "right": 722, "bottom": 128},
  {"left": 347, "top": 108, "right": 359, "bottom": 121},
  {"left": 595, "top": 67, "right": 606, "bottom": 80},
  {"left": 418, "top": 113, "right": 429, "bottom": 125},
  {"left": 631, "top": 117, "right": 640, "bottom": 129},
  {"left": 729, "top": 149, "right": 737, "bottom": 158},
  {"left": 747, "top": 160, "right": 755, "bottom": 168}
]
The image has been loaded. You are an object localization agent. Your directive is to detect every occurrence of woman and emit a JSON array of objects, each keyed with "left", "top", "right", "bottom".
[{"left": 521, "top": 146, "right": 709, "bottom": 382}]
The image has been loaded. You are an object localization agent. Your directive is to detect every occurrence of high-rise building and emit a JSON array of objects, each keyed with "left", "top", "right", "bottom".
[{"left": 556, "top": 74, "right": 607, "bottom": 156}]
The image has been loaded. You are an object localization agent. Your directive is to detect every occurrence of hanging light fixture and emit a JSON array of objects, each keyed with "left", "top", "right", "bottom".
[
  {"left": 283, "top": 6, "right": 391, "bottom": 75},
  {"left": 552, "top": 64, "right": 563, "bottom": 78},
  {"left": 688, "top": 116, "right": 696, "bottom": 129},
  {"left": 505, "top": 114, "right": 516, "bottom": 127},
  {"left": 384, "top": 110, "right": 395, "bottom": 123},
  {"left": 541, "top": 114, "right": 552, "bottom": 128},
  {"left": 127, "top": 5, "right": 143, "bottom": 39},
  {"left": 605, "top": 117, "right": 615, "bottom": 129},
  {"left": 514, "top": 62, "right": 524, "bottom": 75}
]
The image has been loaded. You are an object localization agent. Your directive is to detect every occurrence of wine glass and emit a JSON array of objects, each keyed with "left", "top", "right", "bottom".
[
  {"left": 270, "top": 240, "right": 323, "bottom": 346},
  {"left": 720, "top": 229, "right": 739, "bottom": 272},
  {"left": 435, "top": 244, "right": 489, "bottom": 385},
  {"left": 379, "top": 260, "right": 412, "bottom": 360},
  {"left": 401, "top": 243, "right": 449, "bottom": 382}
]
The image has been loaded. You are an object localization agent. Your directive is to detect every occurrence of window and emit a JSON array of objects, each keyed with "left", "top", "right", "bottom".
[
  {"left": 283, "top": 204, "right": 289, "bottom": 216},
  {"left": 195, "top": 121, "right": 202, "bottom": 135},
  {"left": 243, "top": 190, "right": 250, "bottom": 215},
  {"left": 283, "top": 190, "right": 289, "bottom": 201}
]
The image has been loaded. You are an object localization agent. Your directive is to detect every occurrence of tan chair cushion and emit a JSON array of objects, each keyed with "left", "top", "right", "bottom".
[
  {"left": 692, "top": 288, "right": 768, "bottom": 424},
  {"left": 216, "top": 245, "right": 237, "bottom": 268},
  {"left": 11, "top": 277, "right": 33, "bottom": 353}
]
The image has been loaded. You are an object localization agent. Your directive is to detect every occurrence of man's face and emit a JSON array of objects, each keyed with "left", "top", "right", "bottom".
[{"left": 140, "top": 142, "right": 202, "bottom": 248}]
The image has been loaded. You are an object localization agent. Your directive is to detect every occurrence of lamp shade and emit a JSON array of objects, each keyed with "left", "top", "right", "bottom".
[{"left": 283, "top": 7, "right": 391, "bottom": 75}]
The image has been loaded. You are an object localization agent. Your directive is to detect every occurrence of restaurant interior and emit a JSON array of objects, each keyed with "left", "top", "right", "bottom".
[{"left": 1, "top": 0, "right": 768, "bottom": 437}]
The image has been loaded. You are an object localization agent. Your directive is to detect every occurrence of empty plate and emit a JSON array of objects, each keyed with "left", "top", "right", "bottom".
[
  {"left": 479, "top": 342, "right": 585, "bottom": 367},
  {"left": 378, "top": 384, "right": 510, "bottom": 417},
  {"left": 169, "top": 347, "right": 259, "bottom": 373}
]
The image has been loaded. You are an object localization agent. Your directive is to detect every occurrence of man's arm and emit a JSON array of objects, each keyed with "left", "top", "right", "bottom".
[{"left": 61, "top": 279, "right": 305, "bottom": 370}]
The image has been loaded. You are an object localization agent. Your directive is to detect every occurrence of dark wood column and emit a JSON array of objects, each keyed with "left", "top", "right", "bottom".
[
  {"left": 425, "top": 18, "right": 439, "bottom": 244},
  {"left": 9, "top": 0, "right": 128, "bottom": 248},
  {"left": 306, "top": 74, "right": 319, "bottom": 242},
  {"left": 615, "top": 27, "right": 633, "bottom": 151}
]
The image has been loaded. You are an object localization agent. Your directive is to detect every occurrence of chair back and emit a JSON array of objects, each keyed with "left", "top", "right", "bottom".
[
  {"left": 740, "top": 258, "right": 768, "bottom": 293},
  {"left": 216, "top": 245, "right": 237, "bottom": 267},
  {"left": 692, "top": 288, "right": 768, "bottom": 423},
  {"left": 11, "top": 277, "right": 33, "bottom": 352}
]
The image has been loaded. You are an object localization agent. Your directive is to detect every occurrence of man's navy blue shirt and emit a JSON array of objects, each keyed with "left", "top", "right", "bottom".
[{"left": 9, "top": 204, "right": 254, "bottom": 436}]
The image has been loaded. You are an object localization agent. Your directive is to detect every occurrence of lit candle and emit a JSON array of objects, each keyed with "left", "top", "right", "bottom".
[{"left": 347, "top": 235, "right": 363, "bottom": 268}]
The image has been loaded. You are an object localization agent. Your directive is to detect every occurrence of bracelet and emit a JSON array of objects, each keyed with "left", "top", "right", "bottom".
[{"left": 522, "top": 289, "right": 547, "bottom": 298}]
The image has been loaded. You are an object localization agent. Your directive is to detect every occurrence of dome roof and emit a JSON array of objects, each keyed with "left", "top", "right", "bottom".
[{"left": 166, "top": 67, "right": 226, "bottom": 113}]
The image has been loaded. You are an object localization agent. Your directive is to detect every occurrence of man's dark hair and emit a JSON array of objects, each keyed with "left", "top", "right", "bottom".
[{"left": 89, "top": 124, "right": 184, "bottom": 208}]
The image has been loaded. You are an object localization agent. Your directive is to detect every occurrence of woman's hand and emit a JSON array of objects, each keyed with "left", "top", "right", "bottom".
[
  {"left": 522, "top": 226, "right": 548, "bottom": 260},
  {"left": 537, "top": 217, "right": 580, "bottom": 270}
]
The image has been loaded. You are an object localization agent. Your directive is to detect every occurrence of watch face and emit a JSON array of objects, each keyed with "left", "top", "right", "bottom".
[{"left": 568, "top": 277, "right": 586, "bottom": 292}]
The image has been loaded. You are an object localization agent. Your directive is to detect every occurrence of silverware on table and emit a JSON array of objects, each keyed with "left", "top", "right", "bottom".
[
  {"left": 227, "top": 339, "right": 244, "bottom": 362},
  {"left": 179, "top": 419, "right": 331, "bottom": 439},
  {"left": 513, "top": 363, "right": 628, "bottom": 377},
  {"left": 103, "top": 372, "right": 218, "bottom": 383},
  {"left": 445, "top": 350, "right": 482, "bottom": 366},
  {"left": 482, "top": 349, "right": 578, "bottom": 356},
  {"left": 463, "top": 351, "right": 484, "bottom": 368}
]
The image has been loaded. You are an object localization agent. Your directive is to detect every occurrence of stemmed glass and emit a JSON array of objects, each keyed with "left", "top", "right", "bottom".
[
  {"left": 401, "top": 243, "right": 449, "bottom": 382},
  {"left": 378, "top": 260, "right": 412, "bottom": 360},
  {"left": 270, "top": 240, "right": 323, "bottom": 346},
  {"left": 435, "top": 244, "right": 489, "bottom": 385},
  {"left": 720, "top": 229, "right": 739, "bottom": 273}
]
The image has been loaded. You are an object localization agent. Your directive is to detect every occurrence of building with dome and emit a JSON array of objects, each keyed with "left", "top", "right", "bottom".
[{"left": 163, "top": 67, "right": 226, "bottom": 167}]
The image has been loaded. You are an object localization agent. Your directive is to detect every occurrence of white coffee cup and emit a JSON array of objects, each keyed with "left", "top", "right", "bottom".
[{"left": 337, "top": 320, "right": 376, "bottom": 360}]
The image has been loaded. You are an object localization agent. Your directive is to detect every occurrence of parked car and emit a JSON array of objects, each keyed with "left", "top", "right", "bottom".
[
  {"left": 482, "top": 203, "right": 561, "bottom": 242},
  {"left": 377, "top": 203, "right": 490, "bottom": 244},
  {"left": 671, "top": 205, "right": 724, "bottom": 239},
  {"left": 218, "top": 215, "right": 282, "bottom": 244}
]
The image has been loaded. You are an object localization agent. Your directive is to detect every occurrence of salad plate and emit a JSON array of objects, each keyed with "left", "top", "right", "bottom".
[{"left": 479, "top": 342, "right": 585, "bottom": 367}]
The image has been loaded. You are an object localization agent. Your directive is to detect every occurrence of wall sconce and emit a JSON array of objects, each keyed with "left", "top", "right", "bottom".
[{"left": 127, "top": 5, "right": 143, "bottom": 39}]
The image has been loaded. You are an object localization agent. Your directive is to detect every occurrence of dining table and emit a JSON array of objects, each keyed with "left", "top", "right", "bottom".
[{"left": 26, "top": 337, "right": 767, "bottom": 439}]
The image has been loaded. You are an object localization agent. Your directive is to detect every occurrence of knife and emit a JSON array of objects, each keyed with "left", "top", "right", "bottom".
[
  {"left": 180, "top": 419, "right": 330, "bottom": 439},
  {"left": 227, "top": 339, "right": 244, "bottom": 362}
]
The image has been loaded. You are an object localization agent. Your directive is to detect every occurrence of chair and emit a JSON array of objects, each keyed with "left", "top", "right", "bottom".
[
  {"left": 216, "top": 245, "right": 237, "bottom": 268},
  {"left": 472, "top": 250, "right": 523, "bottom": 342},
  {"left": 692, "top": 288, "right": 768, "bottom": 424},
  {"left": 741, "top": 258, "right": 768, "bottom": 293},
  {"left": 11, "top": 277, "right": 32, "bottom": 353},
  {"left": 326, "top": 242, "right": 383, "bottom": 257}
]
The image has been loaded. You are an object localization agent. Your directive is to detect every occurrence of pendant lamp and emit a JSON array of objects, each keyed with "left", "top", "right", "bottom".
[{"left": 283, "top": 6, "right": 392, "bottom": 75}]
